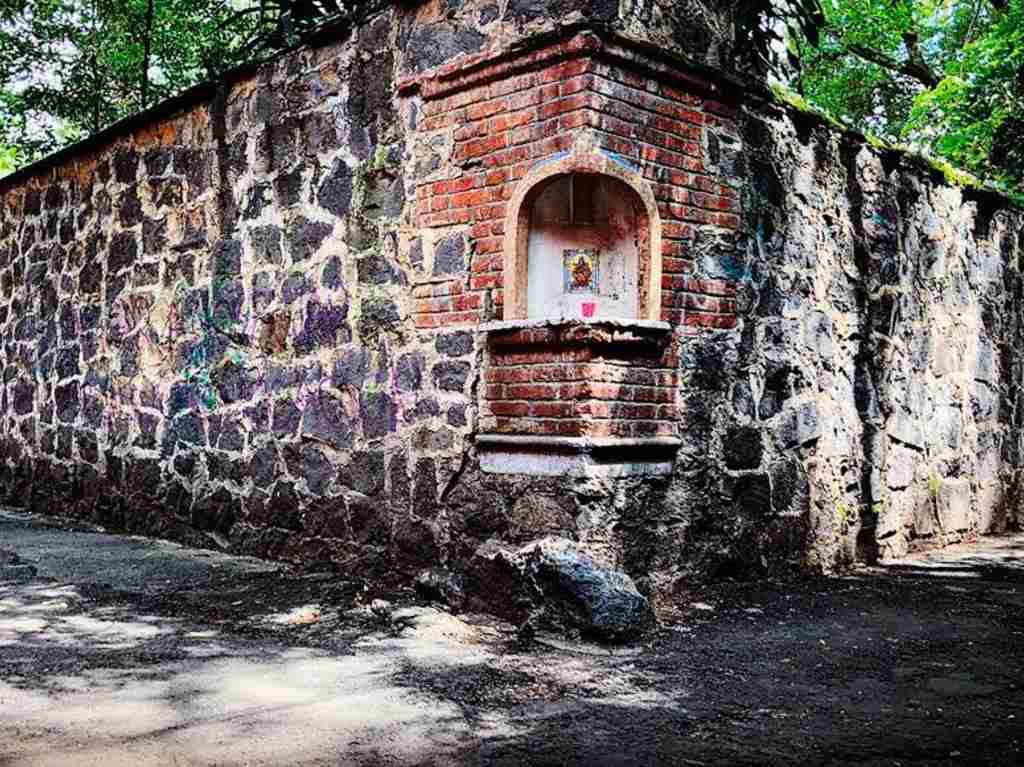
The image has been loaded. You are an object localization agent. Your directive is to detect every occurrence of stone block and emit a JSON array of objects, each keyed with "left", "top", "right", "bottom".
[
  {"left": 723, "top": 426, "right": 763, "bottom": 470},
  {"left": 886, "top": 443, "right": 918, "bottom": 490},
  {"left": 886, "top": 409, "right": 924, "bottom": 449},
  {"left": 776, "top": 401, "right": 820, "bottom": 448},
  {"left": 937, "top": 479, "right": 972, "bottom": 533},
  {"left": 509, "top": 495, "right": 576, "bottom": 541}
]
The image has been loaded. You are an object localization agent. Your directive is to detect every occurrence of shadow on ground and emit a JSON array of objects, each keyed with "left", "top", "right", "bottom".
[{"left": 1, "top": 509, "right": 1023, "bottom": 766}]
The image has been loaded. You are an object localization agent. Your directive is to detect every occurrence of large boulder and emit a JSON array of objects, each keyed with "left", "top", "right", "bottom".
[
  {"left": 467, "top": 536, "right": 655, "bottom": 643},
  {"left": 0, "top": 547, "right": 37, "bottom": 582}
]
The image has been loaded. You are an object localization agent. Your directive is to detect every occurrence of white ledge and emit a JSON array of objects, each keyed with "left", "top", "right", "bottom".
[
  {"left": 475, "top": 434, "right": 680, "bottom": 477},
  {"left": 479, "top": 318, "right": 672, "bottom": 333},
  {"left": 476, "top": 435, "right": 681, "bottom": 451}
]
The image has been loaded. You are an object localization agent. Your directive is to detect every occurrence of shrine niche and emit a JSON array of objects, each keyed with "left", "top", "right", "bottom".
[
  {"left": 477, "top": 149, "right": 679, "bottom": 477},
  {"left": 525, "top": 173, "right": 642, "bottom": 321},
  {"left": 502, "top": 148, "right": 663, "bottom": 323}
]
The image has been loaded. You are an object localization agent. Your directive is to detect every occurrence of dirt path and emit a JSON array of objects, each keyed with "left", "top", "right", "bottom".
[{"left": 1, "top": 508, "right": 1022, "bottom": 766}]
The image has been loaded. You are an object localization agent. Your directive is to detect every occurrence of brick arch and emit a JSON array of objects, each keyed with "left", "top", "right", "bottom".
[{"left": 502, "top": 148, "right": 663, "bottom": 321}]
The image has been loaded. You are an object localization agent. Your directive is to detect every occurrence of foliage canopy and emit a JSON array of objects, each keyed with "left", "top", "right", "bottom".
[
  {"left": 795, "top": 0, "right": 1024, "bottom": 195},
  {"left": 0, "top": 0, "right": 1022, "bottom": 196}
]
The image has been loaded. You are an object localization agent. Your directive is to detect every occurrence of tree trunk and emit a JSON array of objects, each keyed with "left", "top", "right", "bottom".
[{"left": 141, "top": 0, "right": 156, "bottom": 109}]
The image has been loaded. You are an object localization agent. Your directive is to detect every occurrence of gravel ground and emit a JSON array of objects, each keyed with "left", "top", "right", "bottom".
[{"left": 1, "top": 508, "right": 1022, "bottom": 766}]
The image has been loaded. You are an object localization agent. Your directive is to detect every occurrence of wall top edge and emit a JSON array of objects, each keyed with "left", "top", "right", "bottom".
[
  {"left": 396, "top": 25, "right": 752, "bottom": 103},
  {"left": 0, "top": 11, "right": 373, "bottom": 195}
]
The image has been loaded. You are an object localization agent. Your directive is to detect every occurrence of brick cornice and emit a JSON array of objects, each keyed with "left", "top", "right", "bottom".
[{"left": 397, "top": 26, "right": 750, "bottom": 105}]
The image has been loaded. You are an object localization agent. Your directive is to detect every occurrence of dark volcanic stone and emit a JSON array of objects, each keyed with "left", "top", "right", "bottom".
[
  {"left": 273, "top": 399, "right": 301, "bottom": 438},
  {"left": 113, "top": 150, "right": 139, "bottom": 183},
  {"left": 332, "top": 347, "right": 371, "bottom": 388},
  {"left": 109, "top": 232, "right": 137, "bottom": 273},
  {"left": 435, "top": 331, "right": 474, "bottom": 357},
  {"left": 323, "top": 256, "right": 344, "bottom": 290},
  {"left": 288, "top": 218, "right": 332, "bottom": 262},
  {"left": 395, "top": 353, "right": 424, "bottom": 392},
  {"left": 249, "top": 444, "right": 278, "bottom": 488},
  {"left": 358, "top": 298, "right": 400, "bottom": 339},
  {"left": 723, "top": 426, "right": 763, "bottom": 470},
  {"left": 301, "top": 390, "right": 354, "bottom": 448},
  {"left": 357, "top": 252, "right": 402, "bottom": 285},
  {"left": 415, "top": 567, "right": 466, "bottom": 608},
  {"left": 214, "top": 362, "right": 255, "bottom": 404},
  {"left": 12, "top": 380, "right": 35, "bottom": 415},
  {"left": 212, "top": 280, "right": 244, "bottom": 327},
  {"left": 119, "top": 188, "right": 143, "bottom": 227},
  {"left": 532, "top": 540, "right": 655, "bottom": 642},
  {"left": 267, "top": 482, "right": 302, "bottom": 531},
  {"left": 282, "top": 273, "right": 311, "bottom": 304},
  {"left": 433, "top": 233, "right": 466, "bottom": 275},
  {"left": 393, "top": 517, "right": 440, "bottom": 569},
  {"left": 318, "top": 160, "right": 354, "bottom": 217},
  {"left": 403, "top": 24, "right": 486, "bottom": 73},
  {"left": 214, "top": 239, "right": 243, "bottom": 277},
  {"left": 275, "top": 167, "right": 303, "bottom": 207},
  {"left": 413, "top": 458, "right": 437, "bottom": 517},
  {"left": 345, "top": 450, "right": 385, "bottom": 496},
  {"left": 251, "top": 225, "right": 282, "bottom": 264},
  {"left": 361, "top": 390, "right": 395, "bottom": 438},
  {"left": 732, "top": 474, "right": 772, "bottom": 519},
  {"left": 505, "top": 0, "right": 617, "bottom": 23},
  {"left": 433, "top": 360, "right": 471, "bottom": 392},
  {"left": 295, "top": 300, "right": 349, "bottom": 352},
  {"left": 447, "top": 404, "right": 467, "bottom": 427}
]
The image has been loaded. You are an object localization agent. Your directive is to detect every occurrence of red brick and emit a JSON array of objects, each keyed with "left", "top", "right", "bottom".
[
  {"left": 559, "top": 74, "right": 592, "bottom": 97},
  {"left": 452, "top": 189, "right": 491, "bottom": 209},
  {"left": 663, "top": 222, "right": 695, "bottom": 239},
  {"left": 538, "top": 94, "right": 588, "bottom": 121},
  {"left": 575, "top": 400, "right": 612, "bottom": 418},
  {"left": 530, "top": 401, "right": 573, "bottom": 418},
  {"left": 471, "top": 254, "right": 501, "bottom": 273},
  {"left": 683, "top": 312, "right": 738, "bottom": 329},
  {"left": 538, "top": 58, "right": 591, "bottom": 84},
  {"left": 687, "top": 278, "right": 738, "bottom": 297},
  {"left": 455, "top": 134, "right": 509, "bottom": 162},
  {"left": 472, "top": 237, "right": 502, "bottom": 254},
  {"left": 454, "top": 122, "right": 487, "bottom": 142},
  {"left": 470, "top": 273, "right": 502, "bottom": 290},
  {"left": 451, "top": 174, "right": 484, "bottom": 193},
  {"left": 467, "top": 97, "right": 507, "bottom": 121},
  {"left": 662, "top": 256, "right": 693, "bottom": 274},
  {"left": 508, "top": 88, "right": 542, "bottom": 111},
  {"left": 453, "top": 293, "right": 482, "bottom": 312},
  {"left": 474, "top": 203, "right": 506, "bottom": 221},
  {"left": 485, "top": 168, "right": 510, "bottom": 186},
  {"left": 490, "top": 401, "right": 530, "bottom": 417}
]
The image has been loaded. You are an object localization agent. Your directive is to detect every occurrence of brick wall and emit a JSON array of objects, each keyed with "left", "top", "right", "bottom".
[
  {"left": 401, "top": 32, "right": 743, "bottom": 331},
  {"left": 480, "top": 322, "right": 678, "bottom": 439}
]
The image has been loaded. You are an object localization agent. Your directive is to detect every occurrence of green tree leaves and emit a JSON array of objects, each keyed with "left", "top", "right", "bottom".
[{"left": 798, "top": 0, "right": 1024, "bottom": 193}]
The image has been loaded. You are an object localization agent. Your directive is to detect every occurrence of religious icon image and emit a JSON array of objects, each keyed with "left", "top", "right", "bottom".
[{"left": 563, "top": 249, "right": 600, "bottom": 293}]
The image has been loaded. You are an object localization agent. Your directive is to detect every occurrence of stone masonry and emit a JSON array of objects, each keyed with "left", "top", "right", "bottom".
[{"left": 0, "top": 0, "right": 1021, "bottom": 609}]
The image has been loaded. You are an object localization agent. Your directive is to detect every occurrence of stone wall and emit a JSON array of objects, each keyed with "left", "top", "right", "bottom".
[
  {"left": 736, "top": 105, "right": 1024, "bottom": 566},
  {"left": 0, "top": 1, "right": 1020, "bottom": 607}
]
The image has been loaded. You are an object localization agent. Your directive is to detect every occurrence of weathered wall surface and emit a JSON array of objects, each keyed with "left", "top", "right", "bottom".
[
  {"left": 0, "top": 0, "right": 1020, "bottom": 608},
  {"left": 736, "top": 105, "right": 1024, "bottom": 566}
]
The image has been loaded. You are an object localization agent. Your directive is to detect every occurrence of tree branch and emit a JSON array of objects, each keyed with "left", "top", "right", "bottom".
[{"left": 846, "top": 42, "right": 939, "bottom": 88}]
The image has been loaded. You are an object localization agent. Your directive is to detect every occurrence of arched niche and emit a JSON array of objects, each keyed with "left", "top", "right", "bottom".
[{"left": 503, "top": 150, "right": 662, "bottom": 322}]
